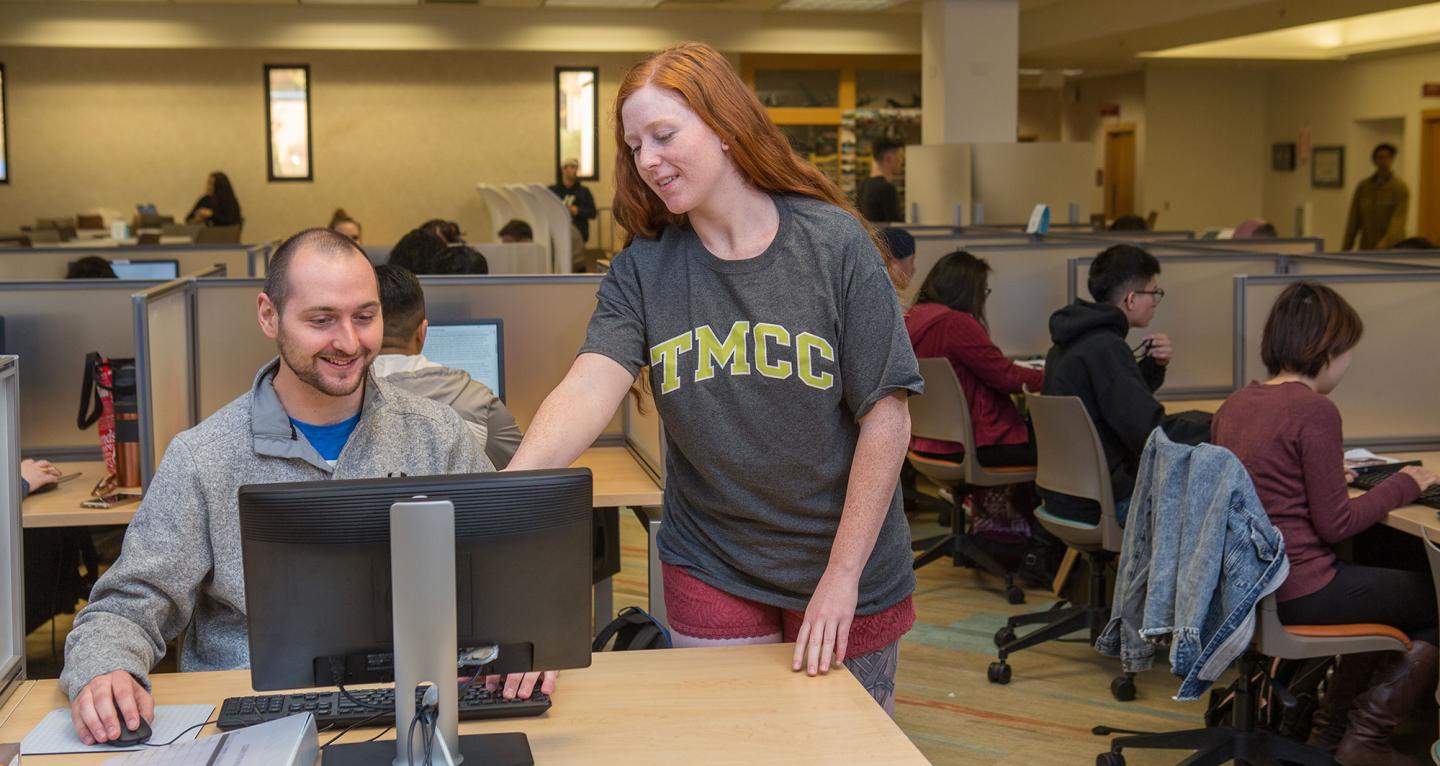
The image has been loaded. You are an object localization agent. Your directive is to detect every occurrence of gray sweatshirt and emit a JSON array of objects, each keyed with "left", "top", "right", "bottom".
[
  {"left": 60, "top": 359, "right": 491, "bottom": 699},
  {"left": 371, "top": 354, "right": 523, "bottom": 469}
]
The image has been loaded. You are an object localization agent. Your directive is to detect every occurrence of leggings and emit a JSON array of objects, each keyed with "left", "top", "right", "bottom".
[{"left": 1277, "top": 561, "right": 1439, "bottom": 645}]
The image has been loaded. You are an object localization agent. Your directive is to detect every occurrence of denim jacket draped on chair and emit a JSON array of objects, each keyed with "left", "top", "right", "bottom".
[{"left": 1095, "top": 429, "right": 1289, "bottom": 700}]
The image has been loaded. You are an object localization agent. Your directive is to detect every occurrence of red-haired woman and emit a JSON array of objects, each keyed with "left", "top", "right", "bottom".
[{"left": 509, "top": 42, "right": 921, "bottom": 713}]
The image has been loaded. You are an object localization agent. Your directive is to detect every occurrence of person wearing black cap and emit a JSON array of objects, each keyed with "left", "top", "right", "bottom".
[{"left": 880, "top": 228, "right": 915, "bottom": 286}]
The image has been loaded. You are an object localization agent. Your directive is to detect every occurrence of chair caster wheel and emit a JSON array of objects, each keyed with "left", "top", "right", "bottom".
[
  {"left": 1110, "top": 675, "right": 1136, "bottom": 702},
  {"left": 1005, "top": 585, "right": 1026, "bottom": 605},
  {"left": 987, "top": 661, "right": 1012, "bottom": 685},
  {"left": 993, "top": 626, "right": 1017, "bottom": 648},
  {"left": 1096, "top": 753, "right": 1125, "bottom": 766}
]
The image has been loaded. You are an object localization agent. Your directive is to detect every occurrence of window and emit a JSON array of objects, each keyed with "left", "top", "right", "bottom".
[
  {"left": 0, "top": 64, "right": 8, "bottom": 184},
  {"left": 265, "top": 65, "right": 312, "bottom": 182},
  {"left": 555, "top": 67, "right": 599, "bottom": 180}
]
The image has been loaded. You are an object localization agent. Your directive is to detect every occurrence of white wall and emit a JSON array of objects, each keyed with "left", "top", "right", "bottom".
[
  {"left": 971, "top": 142, "right": 1093, "bottom": 224},
  {"left": 1261, "top": 48, "right": 1440, "bottom": 248},
  {"left": 1060, "top": 71, "right": 1146, "bottom": 217},
  {"left": 1144, "top": 64, "right": 1264, "bottom": 233}
]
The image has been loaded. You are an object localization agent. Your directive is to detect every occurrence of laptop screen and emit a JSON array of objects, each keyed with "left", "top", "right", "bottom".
[
  {"left": 112, "top": 259, "right": 180, "bottom": 280},
  {"left": 421, "top": 320, "right": 505, "bottom": 402}
]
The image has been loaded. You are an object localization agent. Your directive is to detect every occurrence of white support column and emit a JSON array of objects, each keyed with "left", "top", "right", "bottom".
[{"left": 921, "top": 0, "right": 1019, "bottom": 145}]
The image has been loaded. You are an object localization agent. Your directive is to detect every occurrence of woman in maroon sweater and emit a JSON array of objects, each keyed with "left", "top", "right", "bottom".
[
  {"left": 906, "top": 250, "right": 1043, "bottom": 467},
  {"left": 1212, "top": 282, "right": 1437, "bottom": 766}
]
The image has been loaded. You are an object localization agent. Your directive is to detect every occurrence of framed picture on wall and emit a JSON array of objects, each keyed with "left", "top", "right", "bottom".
[
  {"left": 1311, "top": 145, "right": 1345, "bottom": 188},
  {"left": 1271, "top": 142, "right": 1296, "bottom": 172}
]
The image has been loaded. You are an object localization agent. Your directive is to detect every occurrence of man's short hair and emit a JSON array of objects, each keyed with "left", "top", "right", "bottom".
[
  {"left": 561, "top": 158, "right": 580, "bottom": 169},
  {"left": 1108, "top": 215, "right": 1147, "bottom": 232},
  {"left": 1260, "top": 281, "right": 1363, "bottom": 378},
  {"left": 871, "top": 140, "right": 904, "bottom": 163},
  {"left": 1087, "top": 244, "right": 1161, "bottom": 304},
  {"left": 498, "top": 219, "right": 533, "bottom": 242},
  {"left": 1392, "top": 236, "right": 1436, "bottom": 250},
  {"left": 66, "top": 256, "right": 118, "bottom": 279},
  {"left": 264, "top": 228, "right": 369, "bottom": 314},
  {"left": 375, "top": 263, "right": 426, "bottom": 346},
  {"left": 1373, "top": 142, "right": 1397, "bottom": 161}
]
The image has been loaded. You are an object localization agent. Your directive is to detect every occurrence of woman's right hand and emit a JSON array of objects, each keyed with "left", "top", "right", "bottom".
[
  {"left": 1399, "top": 465, "right": 1439, "bottom": 491},
  {"left": 192, "top": 207, "right": 213, "bottom": 222}
]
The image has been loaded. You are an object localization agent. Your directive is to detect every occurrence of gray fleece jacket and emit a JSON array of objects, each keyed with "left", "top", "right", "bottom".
[
  {"left": 60, "top": 358, "right": 491, "bottom": 699},
  {"left": 371, "top": 354, "right": 522, "bottom": 469}
]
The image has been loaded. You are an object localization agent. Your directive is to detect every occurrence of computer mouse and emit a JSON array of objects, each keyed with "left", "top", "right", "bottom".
[{"left": 107, "top": 718, "right": 152, "bottom": 747}]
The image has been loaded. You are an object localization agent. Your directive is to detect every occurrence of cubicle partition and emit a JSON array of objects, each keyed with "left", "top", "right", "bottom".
[
  {"left": 182, "top": 276, "right": 617, "bottom": 465},
  {"left": 361, "top": 242, "right": 551, "bottom": 274},
  {"left": 1067, "top": 253, "right": 1284, "bottom": 397},
  {"left": 1282, "top": 251, "right": 1440, "bottom": 276},
  {"left": 624, "top": 383, "right": 665, "bottom": 483},
  {"left": 0, "top": 279, "right": 167, "bottom": 457},
  {"left": 1175, "top": 238, "right": 1323, "bottom": 255},
  {"left": 0, "top": 356, "right": 24, "bottom": 707},
  {"left": 0, "top": 244, "right": 264, "bottom": 280},
  {"left": 1234, "top": 272, "right": 1440, "bottom": 450},
  {"left": 132, "top": 268, "right": 229, "bottom": 487}
]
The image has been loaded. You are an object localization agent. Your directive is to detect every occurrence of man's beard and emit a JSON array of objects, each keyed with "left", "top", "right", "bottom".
[{"left": 276, "top": 326, "right": 372, "bottom": 398}]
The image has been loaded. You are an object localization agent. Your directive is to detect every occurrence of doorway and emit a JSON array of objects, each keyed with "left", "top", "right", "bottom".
[
  {"left": 1422, "top": 110, "right": 1440, "bottom": 243},
  {"left": 1104, "top": 124, "right": 1136, "bottom": 220}
]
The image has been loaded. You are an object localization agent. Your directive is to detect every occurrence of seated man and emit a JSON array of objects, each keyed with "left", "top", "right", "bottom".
[
  {"left": 372, "top": 264, "right": 522, "bottom": 468},
  {"left": 60, "top": 229, "right": 541, "bottom": 746},
  {"left": 1040, "top": 244, "right": 1209, "bottom": 526}
]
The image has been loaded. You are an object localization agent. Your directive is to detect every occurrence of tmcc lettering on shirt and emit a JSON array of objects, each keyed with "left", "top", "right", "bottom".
[{"left": 649, "top": 321, "right": 836, "bottom": 395}]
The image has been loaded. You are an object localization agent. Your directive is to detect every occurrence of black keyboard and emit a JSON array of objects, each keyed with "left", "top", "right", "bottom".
[
  {"left": 216, "top": 685, "right": 550, "bottom": 731},
  {"left": 1350, "top": 467, "right": 1440, "bottom": 510}
]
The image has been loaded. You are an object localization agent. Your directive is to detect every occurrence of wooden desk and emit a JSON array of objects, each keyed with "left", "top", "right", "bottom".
[
  {"left": 20, "top": 462, "right": 132, "bottom": 529},
  {"left": 21, "top": 449, "right": 660, "bottom": 529},
  {"left": 0, "top": 681, "right": 33, "bottom": 731},
  {"left": 1371, "top": 451, "right": 1440, "bottom": 539},
  {"left": 1163, "top": 398, "right": 1224, "bottom": 415},
  {"left": 0, "top": 645, "right": 928, "bottom": 765}
]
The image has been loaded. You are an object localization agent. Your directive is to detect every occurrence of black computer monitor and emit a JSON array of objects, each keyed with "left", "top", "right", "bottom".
[
  {"left": 238, "top": 469, "right": 594, "bottom": 691},
  {"left": 111, "top": 259, "right": 180, "bottom": 280},
  {"left": 421, "top": 319, "right": 505, "bottom": 402}
]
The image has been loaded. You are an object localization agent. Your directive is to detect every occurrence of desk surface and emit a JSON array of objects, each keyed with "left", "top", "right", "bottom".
[
  {"left": 21, "top": 462, "right": 130, "bottom": 529},
  {"left": 22, "top": 448, "right": 662, "bottom": 529},
  {"left": 0, "top": 644, "right": 927, "bottom": 765},
  {"left": 1163, "top": 398, "right": 1225, "bottom": 415},
  {"left": 1374, "top": 451, "right": 1440, "bottom": 539}
]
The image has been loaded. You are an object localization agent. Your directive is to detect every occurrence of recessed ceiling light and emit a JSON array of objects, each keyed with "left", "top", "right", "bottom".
[
  {"left": 777, "top": 0, "right": 897, "bottom": 11},
  {"left": 1143, "top": 1, "right": 1440, "bottom": 60}
]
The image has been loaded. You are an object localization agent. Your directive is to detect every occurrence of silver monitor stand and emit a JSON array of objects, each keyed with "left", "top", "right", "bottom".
[{"left": 323, "top": 499, "right": 534, "bottom": 766}]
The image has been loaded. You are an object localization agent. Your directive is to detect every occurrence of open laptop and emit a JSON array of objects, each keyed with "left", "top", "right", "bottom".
[
  {"left": 111, "top": 259, "right": 180, "bottom": 280},
  {"left": 421, "top": 319, "right": 505, "bottom": 402}
]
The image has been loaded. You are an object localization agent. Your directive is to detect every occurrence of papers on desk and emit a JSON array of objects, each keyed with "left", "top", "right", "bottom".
[
  {"left": 21, "top": 704, "right": 213, "bottom": 755},
  {"left": 101, "top": 713, "right": 317, "bottom": 766},
  {"left": 1344, "top": 448, "right": 1422, "bottom": 474}
]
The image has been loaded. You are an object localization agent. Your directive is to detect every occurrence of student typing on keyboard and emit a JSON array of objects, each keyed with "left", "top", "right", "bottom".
[
  {"left": 1211, "top": 281, "right": 1438, "bottom": 766},
  {"left": 58, "top": 230, "right": 555, "bottom": 747}
]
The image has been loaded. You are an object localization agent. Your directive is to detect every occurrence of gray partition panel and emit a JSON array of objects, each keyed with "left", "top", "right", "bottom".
[
  {"left": 194, "top": 275, "right": 619, "bottom": 444},
  {"left": 134, "top": 280, "right": 199, "bottom": 488},
  {"left": 1171, "top": 238, "right": 1323, "bottom": 255},
  {"left": 0, "top": 245, "right": 262, "bottom": 280},
  {"left": 0, "top": 357, "right": 24, "bottom": 702},
  {"left": 1284, "top": 252, "right": 1440, "bottom": 275},
  {"left": 1068, "top": 254, "right": 1283, "bottom": 396},
  {"left": 1235, "top": 272, "right": 1440, "bottom": 450},
  {"left": 0, "top": 280, "right": 163, "bottom": 454},
  {"left": 624, "top": 382, "right": 664, "bottom": 482}
]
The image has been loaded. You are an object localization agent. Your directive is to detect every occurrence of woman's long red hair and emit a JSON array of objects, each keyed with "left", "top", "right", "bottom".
[{"left": 612, "top": 42, "right": 904, "bottom": 287}]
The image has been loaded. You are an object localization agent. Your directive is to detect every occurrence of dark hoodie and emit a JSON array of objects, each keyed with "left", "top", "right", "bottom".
[{"left": 1039, "top": 300, "right": 1208, "bottom": 524}]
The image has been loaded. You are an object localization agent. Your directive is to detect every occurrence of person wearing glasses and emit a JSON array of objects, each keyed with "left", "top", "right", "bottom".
[{"left": 1039, "top": 244, "right": 1210, "bottom": 526}]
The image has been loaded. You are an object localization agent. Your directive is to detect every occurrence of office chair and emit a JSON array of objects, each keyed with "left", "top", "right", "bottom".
[
  {"left": 907, "top": 357, "right": 1036, "bottom": 605},
  {"left": 989, "top": 391, "right": 1132, "bottom": 697},
  {"left": 1098, "top": 594, "right": 1410, "bottom": 765}
]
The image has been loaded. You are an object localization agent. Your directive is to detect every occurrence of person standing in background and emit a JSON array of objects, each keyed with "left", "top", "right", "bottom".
[
  {"left": 857, "top": 140, "right": 905, "bottom": 224},
  {"left": 186, "top": 172, "right": 242, "bottom": 228},
  {"left": 550, "top": 158, "right": 598, "bottom": 244},
  {"left": 1343, "top": 143, "right": 1408, "bottom": 251},
  {"left": 328, "top": 209, "right": 362, "bottom": 243}
]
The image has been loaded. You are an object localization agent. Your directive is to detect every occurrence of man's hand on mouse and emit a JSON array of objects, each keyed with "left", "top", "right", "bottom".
[
  {"left": 20, "top": 459, "right": 60, "bottom": 494},
  {"left": 71, "top": 669, "right": 154, "bottom": 745}
]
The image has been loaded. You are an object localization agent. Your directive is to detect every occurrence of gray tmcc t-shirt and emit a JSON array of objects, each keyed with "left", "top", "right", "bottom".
[{"left": 580, "top": 194, "right": 923, "bottom": 614}]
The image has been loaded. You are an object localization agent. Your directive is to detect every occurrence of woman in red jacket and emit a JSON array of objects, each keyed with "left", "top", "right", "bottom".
[{"left": 906, "top": 250, "right": 1043, "bottom": 466}]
